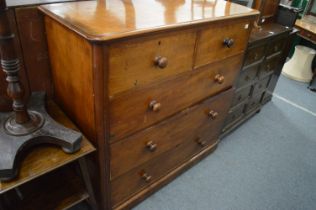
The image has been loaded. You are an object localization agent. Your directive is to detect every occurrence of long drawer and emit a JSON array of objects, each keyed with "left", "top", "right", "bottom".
[
  {"left": 110, "top": 89, "right": 233, "bottom": 179},
  {"left": 195, "top": 18, "right": 252, "bottom": 68},
  {"left": 110, "top": 54, "right": 243, "bottom": 141},
  {"left": 108, "top": 30, "right": 196, "bottom": 96}
]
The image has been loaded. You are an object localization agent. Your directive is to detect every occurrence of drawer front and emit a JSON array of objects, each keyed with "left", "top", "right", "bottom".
[
  {"left": 236, "top": 63, "right": 259, "bottom": 88},
  {"left": 246, "top": 92, "right": 264, "bottom": 113},
  {"left": 252, "top": 76, "right": 270, "bottom": 96},
  {"left": 223, "top": 102, "right": 246, "bottom": 128},
  {"left": 111, "top": 127, "right": 220, "bottom": 207},
  {"left": 108, "top": 30, "right": 196, "bottom": 96},
  {"left": 244, "top": 45, "right": 265, "bottom": 66},
  {"left": 110, "top": 54, "right": 243, "bottom": 141},
  {"left": 195, "top": 18, "right": 252, "bottom": 68},
  {"left": 266, "top": 38, "right": 286, "bottom": 56},
  {"left": 299, "top": 29, "right": 316, "bottom": 43},
  {"left": 232, "top": 85, "right": 252, "bottom": 106},
  {"left": 258, "top": 54, "right": 281, "bottom": 79},
  {"left": 110, "top": 89, "right": 233, "bottom": 179}
]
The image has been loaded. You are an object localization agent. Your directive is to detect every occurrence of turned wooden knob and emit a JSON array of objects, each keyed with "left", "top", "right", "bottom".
[
  {"left": 214, "top": 74, "right": 225, "bottom": 84},
  {"left": 208, "top": 110, "right": 218, "bottom": 119},
  {"left": 196, "top": 138, "right": 207, "bottom": 147},
  {"left": 146, "top": 141, "right": 157, "bottom": 152},
  {"left": 154, "top": 56, "right": 168, "bottom": 69},
  {"left": 149, "top": 100, "right": 161, "bottom": 112},
  {"left": 223, "top": 38, "right": 234, "bottom": 48},
  {"left": 141, "top": 172, "right": 152, "bottom": 182}
]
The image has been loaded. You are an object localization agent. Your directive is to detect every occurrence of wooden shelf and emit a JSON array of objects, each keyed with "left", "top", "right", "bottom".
[
  {"left": 2, "top": 167, "right": 89, "bottom": 210},
  {"left": 0, "top": 101, "right": 95, "bottom": 194}
]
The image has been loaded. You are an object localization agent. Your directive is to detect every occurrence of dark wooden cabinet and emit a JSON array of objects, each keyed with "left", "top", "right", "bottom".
[{"left": 221, "top": 23, "right": 295, "bottom": 136}]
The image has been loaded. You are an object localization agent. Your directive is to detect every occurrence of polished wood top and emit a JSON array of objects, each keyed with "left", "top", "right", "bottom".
[
  {"left": 0, "top": 100, "right": 95, "bottom": 194},
  {"left": 295, "top": 16, "right": 316, "bottom": 35},
  {"left": 7, "top": 0, "right": 87, "bottom": 7},
  {"left": 39, "top": 0, "right": 259, "bottom": 41},
  {"left": 249, "top": 23, "right": 291, "bottom": 44}
]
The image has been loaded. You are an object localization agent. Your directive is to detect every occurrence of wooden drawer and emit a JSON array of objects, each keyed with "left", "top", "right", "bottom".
[
  {"left": 299, "top": 29, "right": 316, "bottom": 43},
  {"left": 246, "top": 92, "right": 264, "bottom": 113},
  {"left": 232, "top": 85, "right": 252, "bottom": 106},
  {"left": 266, "top": 37, "right": 286, "bottom": 56},
  {"left": 258, "top": 53, "right": 281, "bottom": 79},
  {"left": 223, "top": 101, "right": 246, "bottom": 129},
  {"left": 236, "top": 62, "right": 259, "bottom": 88},
  {"left": 108, "top": 30, "right": 196, "bottom": 96},
  {"left": 110, "top": 54, "right": 243, "bottom": 141},
  {"left": 252, "top": 76, "right": 270, "bottom": 96},
  {"left": 244, "top": 44, "right": 265, "bottom": 66},
  {"left": 110, "top": 89, "right": 233, "bottom": 179},
  {"left": 111, "top": 130, "right": 219, "bottom": 207},
  {"left": 195, "top": 18, "right": 252, "bottom": 68}
]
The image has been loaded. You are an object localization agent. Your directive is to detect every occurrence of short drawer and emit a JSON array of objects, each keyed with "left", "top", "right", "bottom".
[
  {"left": 110, "top": 54, "right": 243, "bottom": 141},
  {"left": 246, "top": 92, "right": 264, "bottom": 113},
  {"left": 231, "top": 85, "right": 252, "bottom": 106},
  {"left": 252, "top": 76, "right": 270, "bottom": 96},
  {"left": 244, "top": 44, "right": 265, "bottom": 66},
  {"left": 223, "top": 101, "right": 246, "bottom": 129},
  {"left": 195, "top": 18, "right": 252, "bottom": 68},
  {"left": 266, "top": 37, "right": 286, "bottom": 56},
  {"left": 108, "top": 30, "right": 196, "bottom": 96},
  {"left": 236, "top": 62, "right": 259, "bottom": 88},
  {"left": 258, "top": 53, "right": 281, "bottom": 79},
  {"left": 110, "top": 89, "right": 233, "bottom": 179}
]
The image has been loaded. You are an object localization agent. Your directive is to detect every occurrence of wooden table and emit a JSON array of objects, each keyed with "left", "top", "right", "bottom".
[
  {"left": 0, "top": 101, "right": 97, "bottom": 210},
  {"left": 295, "top": 15, "right": 316, "bottom": 44}
]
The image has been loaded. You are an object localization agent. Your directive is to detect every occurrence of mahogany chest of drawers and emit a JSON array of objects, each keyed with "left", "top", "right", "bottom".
[
  {"left": 221, "top": 23, "right": 292, "bottom": 136},
  {"left": 39, "top": 1, "right": 258, "bottom": 209}
]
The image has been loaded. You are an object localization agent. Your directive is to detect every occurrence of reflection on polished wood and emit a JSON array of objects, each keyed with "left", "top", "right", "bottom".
[{"left": 39, "top": 0, "right": 258, "bottom": 41}]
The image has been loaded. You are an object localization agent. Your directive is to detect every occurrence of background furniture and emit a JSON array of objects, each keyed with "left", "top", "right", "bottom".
[
  {"left": 0, "top": 0, "right": 88, "bottom": 112},
  {"left": 0, "top": 101, "right": 97, "bottom": 210},
  {"left": 220, "top": 0, "right": 299, "bottom": 137},
  {"left": 39, "top": 1, "right": 258, "bottom": 209}
]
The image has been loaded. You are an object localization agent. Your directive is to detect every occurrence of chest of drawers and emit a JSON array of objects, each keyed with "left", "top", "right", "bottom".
[
  {"left": 39, "top": 1, "right": 258, "bottom": 209},
  {"left": 221, "top": 23, "right": 292, "bottom": 136}
]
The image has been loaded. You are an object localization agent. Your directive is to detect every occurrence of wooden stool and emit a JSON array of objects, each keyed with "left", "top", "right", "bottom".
[
  {"left": 282, "top": 45, "right": 316, "bottom": 82},
  {"left": 0, "top": 101, "right": 97, "bottom": 210}
]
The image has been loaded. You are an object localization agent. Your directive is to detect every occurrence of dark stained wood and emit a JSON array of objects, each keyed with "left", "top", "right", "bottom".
[
  {"left": 244, "top": 44, "right": 265, "bottom": 66},
  {"left": 110, "top": 89, "right": 234, "bottom": 179},
  {"left": 2, "top": 168, "right": 89, "bottom": 210},
  {"left": 0, "top": 0, "right": 31, "bottom": 125},
  {"left": 231, "top": 85, "right": 252, "bottom": 106},
  {"left": 0, "top": 100, "right": 95, "bottom": 193},
  {"left": 0, "top": 9, "right": 30, "bottom": 112},
  {"left": 110, "top": 54, "right": 243, "bottom": 141},
  {"left": 221, "top": 23, "right": 292, "bottom": 137},
  {"left": 15, "top": 7, "right": 52, "bottom": 95}
]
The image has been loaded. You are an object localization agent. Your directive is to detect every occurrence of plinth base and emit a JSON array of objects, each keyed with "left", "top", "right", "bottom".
[{"left": 0, "top": 92, "right": 82, "bottom": 181}]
